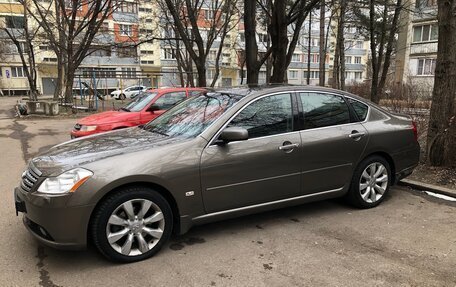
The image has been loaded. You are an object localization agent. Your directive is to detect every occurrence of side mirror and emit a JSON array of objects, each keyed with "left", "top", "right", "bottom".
[
  {"left": 147, "top": 104, "right": 160, "bottom": 112},
  {"left": 218, "top": 127, "right": 249, "bottom": 144}
]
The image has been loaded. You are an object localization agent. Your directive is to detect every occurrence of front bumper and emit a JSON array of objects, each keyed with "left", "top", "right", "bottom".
[
  {"left": 70, "top": 129, "right": 101, "bottom": 139},
  {"left": 14, "top": 187, "right": 95, "bottom": 250}
]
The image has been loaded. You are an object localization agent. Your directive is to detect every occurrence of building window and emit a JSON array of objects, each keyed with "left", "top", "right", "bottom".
[
  {"left": 43, "top": 57, "right": 57, "bottom": 62},
  {"left": 417, "top": 58, "right": 436, "bottom": 75},
  {"left": 204, "top": 9, "right": 215, "bottom": 19},
  {"left": 416, "top": 0, "right": 437, "bottom": 9},
  {"left": 413, "top": 24, "right": 438, "bottom": 42},
  {"left": 258, "top": 34, "right": 268, "bottom": 43},
  {"left": 11, "top": 67, "right": 25, "bottom": 78},
  {"left": 163, "top": 48, "right": 176, "bottom": 59},
  {"left": 208, "top": 50, "right": 217, "bottom": 61},
  {"left": 120, "top": 2, "right": 138, "bottom": 13},
  {"left": 207, "top": 69, "right": 215, "bottom": 79},
  {"left": 239, "top": 32, "right": 245, "bottom": 42},
  {"left": 289, "top": 70, "right": 298, "bottom": 79},
  {"left": 14, "top": 42, "right": 29, "bottom": 54},
  {"left": 81, "top": 67, "right": 116, "bottom": 78},
  {"left": 140, "top": 50, "right": 154, "bottom": 55},
  {"left": 140, "top": 60, "right": 154, "bottom": 65},
  {"left": 291, "top": 54, "right": 300, "bottom": 62},
  {"left": 303, "top": 71, "right": 319, "bottom": 79},
  {"left": 355, "top": 41, "right": 363, "bottom": 49},
  {"left": 6, "top": 16, "right": 25, "bottom": 29},
  {"left": 354, "top": 57, "right": 362, "bottom": 64},
  {"left": 117, "top": 46, "right": 137, "bottom": 58},
  {"left": 345, "top": 56, "right": 352, "bottom": 64},
  {"left": 119, "top": 24, "right": 132, "bottom": 36},
  {"left": 139, "top": 7, "right": 152, "bottom": 12},
  {"left": 121, "top": 67, "right": 136, "bottom": 78},
  {"left": 39, "top": 45, "right": 50, "bottom": 51},
  {"left": 355, "top": 72, "right": 362, "bottom": 79}
]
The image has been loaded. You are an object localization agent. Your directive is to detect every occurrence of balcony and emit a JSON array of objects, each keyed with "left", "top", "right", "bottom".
[{"left": 410, "top": 42, "right": 438, "bottom": 55}]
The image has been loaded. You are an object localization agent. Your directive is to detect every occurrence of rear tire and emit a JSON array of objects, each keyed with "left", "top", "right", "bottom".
[
  {"left": 119, "top": 94, "right": 126, "bottom": 100},
  {"left": 346, "top": 155, "right": 391, "bottom": 209},
  {"left": 91, "top": 187, "right": 173, "bottom": 263}
]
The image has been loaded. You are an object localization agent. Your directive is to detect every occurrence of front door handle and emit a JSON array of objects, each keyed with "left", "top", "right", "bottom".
[
  {"left": 349, "top": 130, "right": 366, "bottom": 140},
  {"left": 278, "top": 142, "right": 299, "bottom": 152}
]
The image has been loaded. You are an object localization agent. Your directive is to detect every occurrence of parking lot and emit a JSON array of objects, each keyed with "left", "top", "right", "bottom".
[{"left": 0, "top": 97, "right": 455, "bottom": 287}]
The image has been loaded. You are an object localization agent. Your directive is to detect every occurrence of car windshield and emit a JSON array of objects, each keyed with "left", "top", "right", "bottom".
[
  {"left": 143, "top": 92, "right": 242, "bottom": 139},
  {"left": 122, "top": 92, "right": 158, "bottom": 112}
]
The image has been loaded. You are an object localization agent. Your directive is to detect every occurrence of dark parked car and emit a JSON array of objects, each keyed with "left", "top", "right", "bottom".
[{"left": 14, "top": 86, "right": 419, "bottom": 262}]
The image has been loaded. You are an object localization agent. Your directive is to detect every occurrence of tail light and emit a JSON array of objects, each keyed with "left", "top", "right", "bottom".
[{"left": 411, "top": 121, "right": 418, "bottom": 141}]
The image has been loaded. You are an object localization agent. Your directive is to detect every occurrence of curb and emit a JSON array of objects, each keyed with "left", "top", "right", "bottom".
[{"left": 399, "top": 178, "right": 456, "bottom": 198}]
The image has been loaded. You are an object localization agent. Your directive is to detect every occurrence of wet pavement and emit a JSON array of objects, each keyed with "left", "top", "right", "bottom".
[{"left": 0, "top": 97, "right": 455, "bottom": 287}]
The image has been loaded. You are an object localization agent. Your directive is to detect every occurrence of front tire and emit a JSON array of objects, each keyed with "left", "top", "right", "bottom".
[
  {"left": 91, "top": 187, "right": 173, "bottom": 263},
  {"left": 346, "top": 155, "right": 391, "bottom": 209}
]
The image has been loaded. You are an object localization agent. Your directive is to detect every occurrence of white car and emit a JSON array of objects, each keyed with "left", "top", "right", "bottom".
[{"left": 110, "top": 86, "right": 147, "bottom": 100}]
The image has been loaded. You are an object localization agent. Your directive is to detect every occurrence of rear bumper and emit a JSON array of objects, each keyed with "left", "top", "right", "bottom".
[{"left": 15, "top": 188, "right": 94, "bottom": 250}]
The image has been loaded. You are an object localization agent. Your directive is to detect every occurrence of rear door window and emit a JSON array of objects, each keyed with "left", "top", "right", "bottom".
[
  {"left": 299, "top": 92, "right": 350, "bottom": 129},
  {"left": 348, "top": 98, "right": 369, "bottom": 121}
]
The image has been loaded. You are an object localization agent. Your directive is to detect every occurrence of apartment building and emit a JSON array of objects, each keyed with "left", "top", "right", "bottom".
[
  {"left": 0, "top": 1, "right": 371, "bottom": 96},
  {"left": 395, "top": 0, "right": 438, "bottom": 98}
]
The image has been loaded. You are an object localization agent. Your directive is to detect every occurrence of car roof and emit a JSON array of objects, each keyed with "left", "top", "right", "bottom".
[
  {"left": 147, "top": 87, "right": 207, "bottom": 93},
  {"left": 212, "top": 84, "right": 381, "bottom": 106}
]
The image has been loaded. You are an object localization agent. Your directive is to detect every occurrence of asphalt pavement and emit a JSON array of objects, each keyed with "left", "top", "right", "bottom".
[{"left": 0, "top": 97, "right": 455, "bottom": 287}]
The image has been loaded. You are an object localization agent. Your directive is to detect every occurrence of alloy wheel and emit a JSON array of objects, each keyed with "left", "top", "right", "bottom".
[
  {"left": 359, "top": 162, "right": 389, "bottom": 203},
  {"left": 106, "top": 199, "right": 165, "bottom": 256}
]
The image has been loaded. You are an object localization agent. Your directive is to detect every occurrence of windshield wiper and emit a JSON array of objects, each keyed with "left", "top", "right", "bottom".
[
  {"left": 120, "top": 107, "right": 130, "bottom": 112},
  {"left": 144, "top": 127, "right": 168, "bottom": 137},
  {"left": 151, "top": 130, "right": 168, "bottom": 136}
]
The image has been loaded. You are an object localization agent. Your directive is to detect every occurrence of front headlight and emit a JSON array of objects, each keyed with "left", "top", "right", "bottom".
[
  {"left": 80, "top": 125, "right": 97, "bottom": 132},
  {"left": 37, "top": 168, "right": 93, "bottom": 195}
]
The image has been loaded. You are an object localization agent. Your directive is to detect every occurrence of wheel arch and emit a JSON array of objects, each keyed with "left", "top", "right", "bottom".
[
  {"left": 87, "top": 181, "right": 181, "bottom": 245},
  {"left": 360, "top": 151, "right": 396, "bottom": 185}
]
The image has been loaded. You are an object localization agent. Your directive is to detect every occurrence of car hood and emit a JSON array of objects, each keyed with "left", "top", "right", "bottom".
[
  {"left": 31, "top": 127, "right": 187, "bottom": 176},
  {"left": 78, "top": 110, "right": 137, "bottom": 125}
]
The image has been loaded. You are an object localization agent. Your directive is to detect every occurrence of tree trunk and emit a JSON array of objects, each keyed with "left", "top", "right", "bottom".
[
  {"left": 377, "top": 0, "right": 403, "bottom": 97},
  {"left": 338, "top": 0, "right": 346, "bottom": 90},
  {"left": 270, "top": 1, "right": 289, "bottom": 83},
  {"left": 332, "top": 15, "right": 340, "bottom": 89},
  {"left": 64, "top": 69, "right": 75, "bottom": 104},
  {"left": 319, "top": 0, "right": 326, "bottom": 86},
  {"left": 244, "top": 0, "right": 260, "bottom": 85},
  {"left": 426, "top": 0, "right": 456, "bottom": 166},
  {"left": 307, "top": 11, "right": 312, "bottom": 85},
  {"left": 195, "top": 62, "right": 207, "bottom": 87}
]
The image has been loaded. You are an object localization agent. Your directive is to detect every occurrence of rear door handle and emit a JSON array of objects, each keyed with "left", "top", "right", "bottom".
[{"left": 349, "top": 131, "right": 366, "bottom": 140}]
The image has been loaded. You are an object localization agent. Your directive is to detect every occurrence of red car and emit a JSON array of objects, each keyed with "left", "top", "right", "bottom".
[{"left": 71, "top": 87, "right": 206, "bottom": 138}]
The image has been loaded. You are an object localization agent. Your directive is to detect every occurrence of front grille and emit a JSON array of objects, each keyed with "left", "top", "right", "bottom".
[
  {"left": 20, "top": 162, "right": 42, "bottom": 192},
  {"left": 74, "top": 123, "right": 81, "bottom": 131}
]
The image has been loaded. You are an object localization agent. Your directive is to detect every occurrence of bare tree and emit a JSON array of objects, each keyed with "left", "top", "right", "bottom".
[
  {"left": 23, "top": 0, "right": 122, "bottom": 103},
  {"left": 1, "top": 5, "right": 40, "bottom": 101},
  {"left": 244, "top": 0, "right": 319, "bottom": 85},
  {"left": 426, "top": 0, "right": 456, "bottom": 166},
  {"left": 318, "top": 0, "right": 326, "bottom": 86},
  {"left": 332, "top": 0, "right": 347, "bottom": 90},
  {"left": 159, "top": 0, "right": 239, "bottom": 87},
  {"left": 353, "top": 0, "right": 403, "bottom": 103}
]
